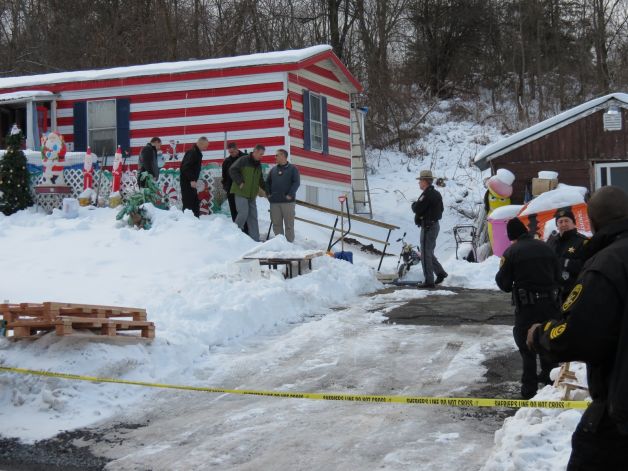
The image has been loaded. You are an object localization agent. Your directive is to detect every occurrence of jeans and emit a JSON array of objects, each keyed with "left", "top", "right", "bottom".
[{"left": 420, "top": 221, "right": 447, "bottom": 285}]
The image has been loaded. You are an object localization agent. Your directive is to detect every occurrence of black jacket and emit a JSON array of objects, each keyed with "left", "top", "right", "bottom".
[
  {"left": 180, "top": 145, "right": 203, "bottom": 187},
  {"left": 411, "top": 185, "right": 443, "bottom": 227},
  {"left": 221, "top": 151, "right": 245, "bottom": 192},
  {"left": 546, "top": 228, "right": 589, "bottom": 296},
  {"left": 139, "top": 143, "right": 159, "bottom": 180},
  {"left": 533, "top": 219, "right": 628, "bottom": 433},
  {"left": 496, "top": 234, "right": 560, "bottom": 326},
  {"left": 496, "top": 234, "right": 560, "bottom": 293}
]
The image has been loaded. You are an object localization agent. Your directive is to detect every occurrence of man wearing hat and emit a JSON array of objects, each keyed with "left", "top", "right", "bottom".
[
  {"left": 546, "top": 207, "right": 589, "bottom": 302},
  {"left": 527, "top": 186, "right": 628, "bottom": 469},
  {"left": 412, "top": 170, "right": 448, "bottom": 288},
  {"left": 495, "top": 217, "right": 560, "bottom": 399}
]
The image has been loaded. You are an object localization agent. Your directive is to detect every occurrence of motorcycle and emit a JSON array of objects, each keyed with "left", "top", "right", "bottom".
[{"left": 396, "top": 232, "right": 422, "bottom": 280}]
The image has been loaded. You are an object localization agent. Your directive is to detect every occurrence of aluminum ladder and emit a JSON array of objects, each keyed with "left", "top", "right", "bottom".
[{"left": 350, "top": 97, "right": 373, "bottom": 218}]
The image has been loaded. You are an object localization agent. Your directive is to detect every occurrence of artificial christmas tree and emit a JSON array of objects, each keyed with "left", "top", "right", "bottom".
[
  {"left": 0, "top": 126, "right": 33, "bottom": 215},
  {"left": 116, "top": 172, "right": 167, "bottom": 229}
]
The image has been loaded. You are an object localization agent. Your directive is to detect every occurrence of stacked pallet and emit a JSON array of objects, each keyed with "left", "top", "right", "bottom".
[{"left": 0, "top": 302, "right": 154, "bottom": 339}]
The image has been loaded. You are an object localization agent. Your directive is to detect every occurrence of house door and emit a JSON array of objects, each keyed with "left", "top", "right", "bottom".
[{"left": 595, "top": 162, "right": 628, "bottom": 194}]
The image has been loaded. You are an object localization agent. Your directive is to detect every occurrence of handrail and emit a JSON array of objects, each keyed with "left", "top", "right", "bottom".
[{"left": 296, "top": 199, "right": 398, "bottom": 230}]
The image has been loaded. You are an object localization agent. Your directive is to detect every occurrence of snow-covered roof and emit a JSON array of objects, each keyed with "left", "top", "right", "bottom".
[
  {"left": 474, "top": 93, "right": 628, "bottom": 169},
  {"left": 0, "top": 90, "right": 55, "bottom": 104},
  {"left": 0, "top": 45, "right": 338, "bottom": 90}
]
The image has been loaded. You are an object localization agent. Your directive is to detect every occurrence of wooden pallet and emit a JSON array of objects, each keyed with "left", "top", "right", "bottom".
[{"left": 0, "top": 302, "right": 153, "bottom": 339}]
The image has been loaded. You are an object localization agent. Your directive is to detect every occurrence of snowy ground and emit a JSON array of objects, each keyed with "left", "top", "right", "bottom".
[{"left": 0, "top": 111, "right": 588, "bottom": 470}]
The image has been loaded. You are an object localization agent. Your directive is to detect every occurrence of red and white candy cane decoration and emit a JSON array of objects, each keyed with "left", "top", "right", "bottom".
[
  {"left": 111, "top": 146, "right": 123, "bottom": 193},
  {"left": 83, "top": 147, "right": 94, "bottom": 191}
]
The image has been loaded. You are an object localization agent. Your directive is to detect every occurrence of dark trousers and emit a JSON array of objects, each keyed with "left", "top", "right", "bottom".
[
  {"left": 420, "top": 221, "right": 447, "bottom": 285},
  {"left": 181, "top": 186, "right": 199, "bottom": 217},
  {"left": 567, "top": 403, "right": 628, "bottom": 470},
  {"left": 513, "top": 301, "right": 559, "bottom": 398},
  {"left": 513, "top": 324, "right": 557, "bottom": 398},
  {"left": 227, "top": 192, "right": 248, "bottom": 234}
]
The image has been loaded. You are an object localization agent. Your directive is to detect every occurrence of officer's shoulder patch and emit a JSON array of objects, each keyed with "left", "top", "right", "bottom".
[
  {"left": 562, "top": 283, "right": 583, "bottom": 312},
  {"left": 550, "top": 323, "right": 566, "bottom": 340}
]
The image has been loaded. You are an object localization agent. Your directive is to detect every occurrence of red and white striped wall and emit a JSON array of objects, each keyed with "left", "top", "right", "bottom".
[{"left": 54, "top": 72, "right": 288, "bottom": 164}]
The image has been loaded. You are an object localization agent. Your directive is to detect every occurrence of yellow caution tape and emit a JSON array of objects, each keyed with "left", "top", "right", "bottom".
[{"left": 0, "top": 366, "right": 589, "bottom": 410}]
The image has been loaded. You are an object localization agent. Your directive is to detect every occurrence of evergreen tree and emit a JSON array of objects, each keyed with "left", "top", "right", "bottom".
[
  {"left": 116, "top": 172, "right": 167, "bottom": 229},
  {"left": 0, "top": 127, "right": 33, "bottom": 215}
]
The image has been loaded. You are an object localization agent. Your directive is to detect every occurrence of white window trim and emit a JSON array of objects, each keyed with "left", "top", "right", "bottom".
[
  {"left": 309, "top": 92, "right": 323, "bottom": 152},
  {"left": 594, "top": 161, "right": 628, "bottom": 189},
  {"left": 87, "top": 98, "right": 117, "bottom": 155}
]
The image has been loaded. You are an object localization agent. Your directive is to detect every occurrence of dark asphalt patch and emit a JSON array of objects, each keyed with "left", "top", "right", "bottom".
[{"left": 381, "top": 287, "right": 513, "bottom": 326}]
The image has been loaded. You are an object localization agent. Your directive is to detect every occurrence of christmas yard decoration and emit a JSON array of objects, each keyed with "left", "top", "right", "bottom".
[
  {"left": 485, "top": 169, "right": 515, "bottom": 250},
  {"left": 0, "top": 126, "right": 33, "bottom": 215},
  {"left": 109, "top": 146, "right": 123, "bottom": 207},
  {"left": 79, "top": 147, "right": 95, "bottom": 206},
  {"left": 116, "top": 173, "right": 167, "bottom": 229},
  {"left": 40, "top": 131, "right": 67, "bottom": 186}
]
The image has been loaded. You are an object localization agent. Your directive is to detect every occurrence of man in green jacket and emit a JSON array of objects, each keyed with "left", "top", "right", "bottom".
[{"left": 229, "top": 144, "right": 266, "bottom": 241}]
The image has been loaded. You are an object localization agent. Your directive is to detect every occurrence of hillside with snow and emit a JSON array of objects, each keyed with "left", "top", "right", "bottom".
[{"left": 0, "top": 106, "right": 588, "bottom": 470}]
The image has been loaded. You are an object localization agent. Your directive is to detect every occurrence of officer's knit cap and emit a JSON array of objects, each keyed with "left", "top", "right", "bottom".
[
  {"left": 506, "top": 217, "right": 528, "bottom": 241},
  {"left": 555, "top": 208, "right": 575, "bottom": 224},
  {"left": 588, "top": 186, "right": 628, "bottom": 232}
]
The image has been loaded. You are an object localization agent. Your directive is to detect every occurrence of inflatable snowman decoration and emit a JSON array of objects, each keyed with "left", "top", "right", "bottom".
[{"left": 485, "top": 168, "right": 515, "bottom": 245}]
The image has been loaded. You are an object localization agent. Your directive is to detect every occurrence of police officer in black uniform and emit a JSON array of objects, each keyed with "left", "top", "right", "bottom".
[
  {"left": 528, "top": 186, "right": 628, "bottom": 470},
  {"left": 495, "top": 217, "right": 560, "bottom": 399},
  {"left": 546, "top": 208, "right": 588, "bottom": 302}
]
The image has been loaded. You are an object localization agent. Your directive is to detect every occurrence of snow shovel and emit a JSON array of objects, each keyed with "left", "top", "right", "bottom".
[{"left": 334, "top": 195, "right": 353, "bottom": 263}]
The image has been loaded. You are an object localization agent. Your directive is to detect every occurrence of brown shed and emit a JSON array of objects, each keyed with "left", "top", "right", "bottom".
[{"left": 474, "top": 93, "right": 628, "bottom": 203}]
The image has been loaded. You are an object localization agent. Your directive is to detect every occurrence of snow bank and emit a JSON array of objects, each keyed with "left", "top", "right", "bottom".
[
  {"left": 0, "top": 206, "right": 379, "bottom": 441},
  {"left": 482, "top": 363, "right": 589, "bottom": 471}
]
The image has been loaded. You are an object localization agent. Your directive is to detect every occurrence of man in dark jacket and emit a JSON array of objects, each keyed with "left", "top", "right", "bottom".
[
  {"left": 229, "top": 144, "right": 266, "bottom": 241},
  {"left": 266, "top": 149, "right": 300, "bottom": 242},
  {"left": 528, "top": 186, "right": 628, "bottom": 470},
  {"left": 179, "top": 137, "right": 209, "bottom": 217},
  {"left": 545, "top": 208, "right": 589, "bottom": 302},
  {"left": 222, "top": 142, "right": 246, "bottom": 225},
  {"left": 496, "top": 217, "right": 560, "bottom": 399},
  {"left": 412, "top": 170, "right": 448, "bottom": 288},
  {"left": 138, "top": 137, "right": 161, "bottom": 188}
]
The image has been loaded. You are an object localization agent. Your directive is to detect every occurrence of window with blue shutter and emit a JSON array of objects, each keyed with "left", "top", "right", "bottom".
[
  {"left": 308, "top": 93, "right": 323, "bottom": 152},
  {"left": 116, "top": 98, "right": 130, "bottom": 154},
  {"left": 303, "top": 89, "right": 311, "bottom": 151},
  {"left": 73, "top": 102, "right": 87, "bottom": 152}
]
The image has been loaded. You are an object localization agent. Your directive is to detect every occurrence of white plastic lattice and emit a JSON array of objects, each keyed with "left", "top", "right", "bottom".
[{"left": 31, "top": 167, "right": 223, "bottom": 211}]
